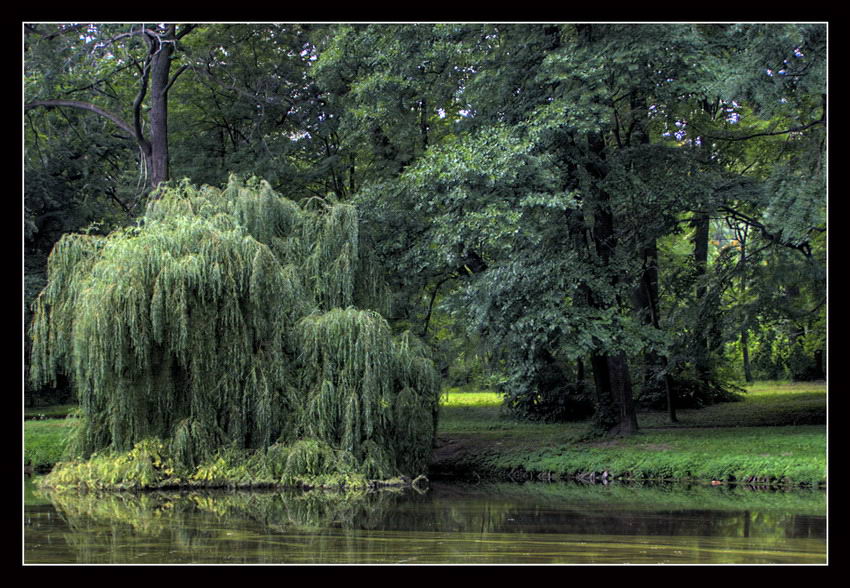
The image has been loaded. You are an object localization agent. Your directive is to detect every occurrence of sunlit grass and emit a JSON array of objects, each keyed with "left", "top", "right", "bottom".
[
  {"left": 438, "top": 387, "right": 502, "bottom": 429},
  {"left": 745, "top": 380, "right": 826, "bottom": 395},
  {"left": 438, "top": 387, "right": 585, "bottom": 445},
  {"left": 440, "top": 387, "right": 502, "bottom": 407},
  {"left": 438, "top": 381, "right": 826, "bottom": 431},
  {"left": 639, "top": 380, "right": 826, "bottom": 428}
]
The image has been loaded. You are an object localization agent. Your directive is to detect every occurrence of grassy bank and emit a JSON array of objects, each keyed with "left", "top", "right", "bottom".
[
  {"left": 432, "top": 381, "right": 827, "bottom": 487},
  {"left": 24, "top": 381, "right": 826, "bottom": 487}
]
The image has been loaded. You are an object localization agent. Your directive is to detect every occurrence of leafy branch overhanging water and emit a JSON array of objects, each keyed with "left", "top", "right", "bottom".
[{"left": 30, "top": 175, "right": 441, "bottom": 489}]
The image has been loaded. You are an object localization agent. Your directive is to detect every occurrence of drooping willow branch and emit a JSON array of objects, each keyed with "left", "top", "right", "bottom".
[{"left": 29, "top": 175, "right": 440, "bottom": 479}]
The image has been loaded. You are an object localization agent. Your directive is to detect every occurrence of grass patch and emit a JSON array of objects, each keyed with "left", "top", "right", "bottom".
[
  {"left": 439, "top": 387, "right": 586, "bottom": 448},
  {"left": 639, "top": 381, "right": 826, "bottom": 428},
  {"left": 491, "top": 425, "right": 825, "bottom": 485},
  {"left": 434, "top": 381, "right": 826, "bottom": 486},
  {"left": 438, "top": 381, "right": 826, "bottom": 431},
  {"left": 24, "top": 417, "right": 77, "bottom": 471}
]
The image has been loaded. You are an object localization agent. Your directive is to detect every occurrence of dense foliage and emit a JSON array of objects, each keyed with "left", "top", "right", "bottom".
[
  {"left": 25, "top": 23, "right": 826, "bottom": 441},
  {"left": 30, "top": 177, "right": 440, "bottom": 479}
]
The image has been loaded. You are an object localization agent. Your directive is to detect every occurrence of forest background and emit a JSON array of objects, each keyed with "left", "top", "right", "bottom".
[{"left": 23, "top": 23, "right": 827, "bottom": 442}]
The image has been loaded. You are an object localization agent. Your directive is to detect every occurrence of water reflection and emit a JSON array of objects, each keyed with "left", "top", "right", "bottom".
[{"left": 24, "top": 478, "right": 826, "bottom": 564}]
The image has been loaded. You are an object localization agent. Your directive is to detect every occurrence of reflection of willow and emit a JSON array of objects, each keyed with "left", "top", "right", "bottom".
[
  {"left": 42, "top": 487, "right": 405, "bottom": 532},
  {"left": 34, "top": 482, "right": 825, "bottom": 564},
  {"left": 44, "top": 490, "right": 205, "bottom": 563},
  {"left": 224, "top": 489, "right": 402, "bottom": 533},
  {"left": 40, "top": 486, "right": 405, "bottom": 562}
]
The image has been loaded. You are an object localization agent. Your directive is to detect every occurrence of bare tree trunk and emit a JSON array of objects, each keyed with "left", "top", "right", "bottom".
[
  {"left": 741, "top": 328, "right": 753, "bottom": 383},
  {"left": 607, "top": 352, "right": 638, "bottom": 435},
  {"left": 25, "top": 24, "right": 192, "bottom": 199},
  {"left": 146, "top": 33, "right": 174, "bottom": 190},
  {"left": 737, "top": 228, "right": 753, "bottom": 383}
]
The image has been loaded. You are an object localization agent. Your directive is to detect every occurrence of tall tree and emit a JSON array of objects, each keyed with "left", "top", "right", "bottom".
[
  {"left": 25, "top": 23, "right": 196, "bottom": 199},
  {"left": 662, "top": 23, "right": 826, "bottom": 388},
  {"left": 168, "top": 24, "right": 336, "bottom": 196},
  {"left": 352, "top": 24, "right": 656, "bottom": 434},
  {"left": 349, "top": 23, "right": 826, "bottom": 434}
]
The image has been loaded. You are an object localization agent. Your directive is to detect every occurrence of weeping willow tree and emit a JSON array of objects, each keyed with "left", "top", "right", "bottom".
[{"left": 30, "top": 176, "right": 440, "bottom": 482}]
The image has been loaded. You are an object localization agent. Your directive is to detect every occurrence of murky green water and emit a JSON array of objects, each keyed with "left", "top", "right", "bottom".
[{"left": 23, "top": 477, "right": 826, "bottom": 564}]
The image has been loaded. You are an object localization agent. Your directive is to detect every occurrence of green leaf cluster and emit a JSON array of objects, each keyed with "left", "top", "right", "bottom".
[{"left": 30, "top": 175, "right": 440, "bottom": 481}]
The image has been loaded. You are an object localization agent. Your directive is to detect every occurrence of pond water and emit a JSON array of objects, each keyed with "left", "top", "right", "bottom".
[{"left": 23, "top": 476, "right": 826, "bottom": 565}]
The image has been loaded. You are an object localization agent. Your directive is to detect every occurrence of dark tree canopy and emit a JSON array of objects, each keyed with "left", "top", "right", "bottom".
[{"left": 26, "top": 22, "right": 826, "bottom": 443}]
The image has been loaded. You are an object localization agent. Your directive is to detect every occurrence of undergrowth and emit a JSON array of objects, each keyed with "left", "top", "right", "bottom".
[{"left": 36, "top": 437, "right": 411, "bottom": 492}]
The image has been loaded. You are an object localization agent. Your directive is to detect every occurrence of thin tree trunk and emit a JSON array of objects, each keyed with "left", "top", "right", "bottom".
[
  {"left": 419, "top": 97, "right": 429, "bottom": 151},
  {"left": 633, "top": 240, "right": 677, "bottom": 422},
  {"left": 576, "top": 358, "right": 585, "bottom": 393},
  {"left": 737, "top": 225, "right": 753, "bottom": 383},
  {"left": 692, "top": 211, "right": 711, "bottom": 384},
  {"left": 607, "top": 352, "right": 638, "bottom": 435},
  {"left": 741, "top": 328, "right": 753, "bottom": 383}
]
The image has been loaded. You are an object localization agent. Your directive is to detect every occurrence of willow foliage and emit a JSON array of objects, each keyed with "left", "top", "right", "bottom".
[{"left": 30, "top": 176, "right": 440, "bottom": 480}]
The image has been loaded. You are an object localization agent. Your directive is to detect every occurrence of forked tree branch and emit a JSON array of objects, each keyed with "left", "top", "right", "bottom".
[{"left": 25, "top": 99, "right": 136, "bottom": 139}]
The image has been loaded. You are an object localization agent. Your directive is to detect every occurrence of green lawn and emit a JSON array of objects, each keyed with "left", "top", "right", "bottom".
[
  {"left": 439, "top": 380, "right": 826, "bottom": 432},
  {"left": 434, "top": 381, "right": 826, "bottom": 486},
  {"left": 24, "top": 417, "right": 76, "bottom": 472},
  {"left": 638, "top": 381, "right": 827, "bottom": 428}
]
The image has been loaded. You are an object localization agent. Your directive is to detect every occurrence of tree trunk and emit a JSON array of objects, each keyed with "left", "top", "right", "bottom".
[
  {"left": 632, "top": 240, "right": 677, "bottom": 422},
  {"left": 691, "top": 211, "right": 712, "bottom": 384},
  {"left": 584, "top": 130, "right": 639, "bottom": 435},
  {"left": 735, "top": 226, "right": 753, "bottom": 383},
  {"left": 813, "top": 349, "right": 825, "bottom": 380},
  {"left": 576, "top": 358, "right": 585, "bottom": 392},
  {"left": 607, "top": 352, "right": 638, "bottom": 435},
  {"left": 741, "top": 328, "right": 753, "bottom": 383},
  {"left": 146, "top": 35, "right": 174, "bottom": 190},
  {"left": 590, "top": 352, "right": 638, "bottom": 435},
  {"left": 25, "top": 25, "right": 189, "bottom": 198}
]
